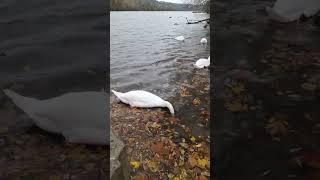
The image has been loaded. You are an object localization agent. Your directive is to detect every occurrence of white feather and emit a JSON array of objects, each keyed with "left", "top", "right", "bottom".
[
  {"left": 3, "top": 89, "right": 108, "bottom": 145},
  {"left": 200, "top": 38, "right": 208, "bottom": 44},
  {"left": 111, "top": 90, "right": 174, "bottom": 115},
  {"left": 175, "top": 36, "right": 185, "bottom": 41}
]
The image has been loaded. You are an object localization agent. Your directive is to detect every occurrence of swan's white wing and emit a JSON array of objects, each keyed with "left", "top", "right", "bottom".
[
  {"left": 195, "top": 58, "right": 209, "bottom": 68},
  {"left": 38, "top": 92, "right": 108, "bottom": 136},
  {"left": 124, "top": 90, "right": 166, "bottom": 107}
]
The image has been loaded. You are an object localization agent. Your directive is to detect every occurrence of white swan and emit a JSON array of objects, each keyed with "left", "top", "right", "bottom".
[
  {"left": 111, "top": 90, "right": 174, "bottom": 116},
  {"left": 194, "top": 56, "right": 210, "bottom": 69},
  {"left": 3, "top": 89, "right": 108, "bottom": 145},
  {"left": 266, "top": 0, "right": 320, "bottom": 22},
  {"left": 175, "top": 36, "right": 185, "bottom": 41},
  {"left": 200, "top": 38, "right": 208, "bottom": 44}
]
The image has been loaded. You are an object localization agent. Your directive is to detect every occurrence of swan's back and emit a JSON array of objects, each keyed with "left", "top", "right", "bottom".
[
  {"left": 122, "top": 90, "right": 166, "bottom": 107},
  {"left": 195, "top": 58, "right": 210, "bottom": 68},
  {"left": 39, "top": 92, "right": 108, "bottom": 129}
]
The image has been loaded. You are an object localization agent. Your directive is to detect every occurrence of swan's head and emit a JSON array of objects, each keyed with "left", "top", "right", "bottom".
[{"left": 164, "top": 101, "right": 174, "bottom": 116}]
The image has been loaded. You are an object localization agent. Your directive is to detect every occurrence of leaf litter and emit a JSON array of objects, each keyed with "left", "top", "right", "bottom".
[{"left": 111, "top": 67, "right": 210, "bottom": 179}]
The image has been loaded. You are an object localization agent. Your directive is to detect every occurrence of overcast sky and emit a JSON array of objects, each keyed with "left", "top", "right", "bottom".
[{"left": 157, "top": 0, "right": 184, "bottom": 4}]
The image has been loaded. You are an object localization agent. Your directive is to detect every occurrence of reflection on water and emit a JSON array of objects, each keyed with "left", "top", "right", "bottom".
[{"left": 111, "top": 11, "right": 210, "bottom": 99}]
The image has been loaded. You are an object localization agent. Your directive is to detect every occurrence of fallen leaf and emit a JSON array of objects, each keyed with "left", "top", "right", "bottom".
[
  {"left": 302, "top": 83, "right": 317, "bottom": 91},
  {"left": 132, "top": 174, "right": 148, "bottom": 180},
  {"left": 197, "top": 158, "right": 209, "bottom": 169},
  {"left": 180, "top": 86, "right": 189, "bottom": 97},
  {"left": 151, "top": 142, "right": 164, "bottom": 155},
  {"left": 188, "top": 156, "right": 197, "bottom": 168},
  {"left": 193, "top": 98, "right": 201, "bottom": 106},
  {"left": 225, "top": 99, "right": 248, "bottom": 112},
  {"left": 130, "top": 161, "right": 141, "bottom": 169},
  {"left": 146, "top": 160, "right": 158, "bottom": 172},
  {"left": 169, "top": 117, "right": 178, "bottom": 125},
  {"left": 302, "top": 151, "right": 320, "bottom": 169},
  {"left": 179, "top": 142, "right": 189, "bottom": 149},
  {"left": 265, "top": 116, "right": 288, "bottom": 137},
  {"left": 49, "top": 175, "right": 61, "bottom": 180},
  {"left": 231, "top": 82, "right": 245, "bottom": 95},
  {"left": 194, "top": 175, "right": 208, "bottom": 180},
  {"left": 190, "top": 136, "right": 196, "bottom": 143}
]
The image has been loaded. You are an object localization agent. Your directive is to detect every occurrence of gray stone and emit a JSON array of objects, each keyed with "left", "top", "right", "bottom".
[{"left": 110, "top": 130, "right": 129, "bottom": 180}]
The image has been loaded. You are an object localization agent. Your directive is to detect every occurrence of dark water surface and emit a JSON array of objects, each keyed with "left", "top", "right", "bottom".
[
  {"left": 0, "top": 0, "right": 107, "bottom": 97},
  {"left": 111, "top": 11, "right": 210, "bottom": 99}
]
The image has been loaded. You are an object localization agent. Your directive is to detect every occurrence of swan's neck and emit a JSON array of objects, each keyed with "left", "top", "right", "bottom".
[{"left": 163, "top": 101, "right": 174, "bottom": 116}]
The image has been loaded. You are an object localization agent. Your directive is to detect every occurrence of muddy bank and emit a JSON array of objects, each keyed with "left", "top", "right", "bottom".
[
  {"left": 213, "top": 0, "right": 320, "bottom": 179},
  {"left": 111, "top": 67, "right": 210, "bottom": 179}
]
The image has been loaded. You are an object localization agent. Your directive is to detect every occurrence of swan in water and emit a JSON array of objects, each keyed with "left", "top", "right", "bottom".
[
  {"left": 175, "top": 36, "right": 185, "bottom": 41},
  {"left": 200, "top": 38, "right": 208, "bottom": 44},
  {"left": 265, "top": 0, "right": 320, "bottom": 22},
  {"left": 3, "top": 89, "right": 108, "bottom": 145},
  {"left": 194, "top": 56, "right": 210, "bottom": 69},
  {"left": 111, "top": 90, "right": 174, "bottom": 116}
]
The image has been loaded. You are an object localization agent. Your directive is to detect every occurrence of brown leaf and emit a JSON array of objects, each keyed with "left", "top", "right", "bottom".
[
  {"left": 225, "top": 99, "right": 248, "bottom": 112},
  {"left": 132, "top": 174, "right": 148, "bottom": 180},
  {"left": 194, "top": 175, "right": 208, "bottom": 180},
  {"left": 302, "top": 83, "right": 317, "bottom": 91},
  {"left": 180, "top": 86, "right": 189, "bottom": 97},
  {"left": 230, "top": 82, "right": 245, "bottom": 95},
  {"left": 48, "top": 175, "right": 61, "bottom": 180},
  {"left": 265, "top": 115, "right": 288, "bottom": 137},
  {"left": 193, "top": 98, "right": 201, "bottom": 106},
  {"left": 151, "top": 142, "right": 164, "bottom": 155},
  {"left": 303, "top": 151, "right": 320, "bottom": 169},
  {"left": 169, "top": 117, "right": 178, "bottom": 125},
  {"left": 188, "top": 156, "right": 197, "bottom": 168}
]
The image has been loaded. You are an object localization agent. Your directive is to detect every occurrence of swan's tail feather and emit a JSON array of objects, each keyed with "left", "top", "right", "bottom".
[
  {"left": 164, "top": 101, "right": 175, "bottom": 116},
  {"left": 111, "top": 90, "right": 123, "bottom": 99},
  {"left": 3, "top": 89, "right": 37, "bottom": 112}
]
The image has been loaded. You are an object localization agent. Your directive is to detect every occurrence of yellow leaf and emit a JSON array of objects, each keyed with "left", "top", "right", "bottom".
[
  {"left": 265, "top": 116, "right": 288, "bottom": 137},
  {"left": 49, "top": 175, "right": 61, "bottom": 180},
  {"left": 190, "top": 136, "right": 196, "bottom": 143},
  {"left": 192, "top": 98, "right": 201, "bottom": 106},
  {"left": 173, "top": 177, "right": 179, "bottom": 180},
  {"left": 130, "top": 161, "right": 141, "bottom": 169},
  {"left": 302, "top": 83, "right": 317, "bottom": 91},
  {"left": 231, "top": 82, "right": 245, "bottom": 95},
  {"left": 180, "top": 86, "right": 189, "bottom": 97},
  {"left": 146, "top": 160, "right": 158, "bottom": 172},
  {"left": 197, "top": 158, "right": 209, "bottom": 169},
  {"left": 225, "top": 99, "right": 248, "bottom": 112}
]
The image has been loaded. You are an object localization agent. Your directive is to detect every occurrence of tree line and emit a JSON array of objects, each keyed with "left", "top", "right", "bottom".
[{"left": 110, "top": 0, "right": 198, "bottom": 11}]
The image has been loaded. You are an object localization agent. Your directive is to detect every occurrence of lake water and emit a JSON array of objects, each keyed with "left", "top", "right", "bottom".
[
  {"left": 0, "top": 0, "right": 106, "bottom": 97},
  {"left": 111, "top": 11, "right": 210, "bottom": 99}
]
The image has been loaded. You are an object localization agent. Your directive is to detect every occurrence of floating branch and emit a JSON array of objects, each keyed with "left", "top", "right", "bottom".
[{"left": 186, "top": 17, "right": 210, "bottom": 24}]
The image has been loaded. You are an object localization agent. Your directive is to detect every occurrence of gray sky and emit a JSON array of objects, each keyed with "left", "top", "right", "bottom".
[{"left": 157, "top": 0, "right": 184, "bottom": 4}]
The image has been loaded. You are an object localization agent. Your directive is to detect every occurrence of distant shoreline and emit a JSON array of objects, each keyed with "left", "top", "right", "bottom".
[{"left": 111, "top": 9, "right": 200, "bottom": 13}]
